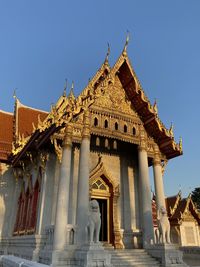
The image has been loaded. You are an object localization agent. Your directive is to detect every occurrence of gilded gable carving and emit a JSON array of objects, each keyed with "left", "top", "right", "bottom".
[{"left": 93, "top": 76, "right": 139, "bottom": 118}]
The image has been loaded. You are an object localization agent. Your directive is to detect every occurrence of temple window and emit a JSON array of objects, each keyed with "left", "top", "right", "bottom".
[
  {"left": 94, "top": 117, "right": 98, "bottom": 127},
  {"left": 92, "top": 178, "right": 109, "bottom": 192},
  {"left": 132, "top": 127, "right": 136, "bottom": 135},
  {"left": 13, "top": 177, "right": 40, "bottom": 236},
  {"left": 113, "top": 140, "right": 117, "bottom": 150},
  {"left": 105, "top": 138, "right": 109, "bottom": 148},
  {"left": 13, "top": 192, "right": 23, "bottom": 234},
  {"left": 104, "top": 119, "right": 108, "bottom": 128},
  {"left": 29, "top": 179, "right": 40, "bottom": 232},
  {"left": 124, "top": 125, "right": 127, "bottom": 133},
  {"left": 96, "top": 137, "right": 100, "bottom": 146},
  {"left": 115, "top": 122, "right": 118, "bottom": 130}
]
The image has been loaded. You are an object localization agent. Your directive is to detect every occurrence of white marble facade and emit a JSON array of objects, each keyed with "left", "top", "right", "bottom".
[{"left": 0, "top": 133, "right": 158, "bottom": 263}]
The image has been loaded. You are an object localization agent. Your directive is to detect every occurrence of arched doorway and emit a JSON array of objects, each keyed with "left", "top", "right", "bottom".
[{"left": 90, "top": 176, "right": 113, "bottom": 244}]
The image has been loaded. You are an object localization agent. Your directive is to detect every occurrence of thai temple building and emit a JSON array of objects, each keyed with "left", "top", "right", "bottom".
[
  {"left": 152, "top": 192, "right": 200, "bottom": 246},
  {"left": 0, "top": 40, "right": 190, "bottom": 267}
]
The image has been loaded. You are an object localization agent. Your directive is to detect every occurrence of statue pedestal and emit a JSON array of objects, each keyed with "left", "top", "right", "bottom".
[
  {"left": 146, "top": 244, "right": 188, "bottom": 267},
  {"left": 75, "top": 242, "right": 112, "bottom": 267}
]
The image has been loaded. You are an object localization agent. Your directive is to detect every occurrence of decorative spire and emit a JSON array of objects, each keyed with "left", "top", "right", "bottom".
[
  {"left": 104, "top": 43, "right": 110, "bottom": 65},
  {"left": 63, "top": 79, "right": 67, "bottom": 97},
  {"left": 123, "top": 31, "right": 130, "bottom": 55},
  {"left": 179, "top": 136, "right": 183, "bottom": 151},
  {"left": 169, "top": 122, "right": 174, "bottom": 137},
  {"left": 13, "top": 88, "right": 18, "bottom": 102},
  {"left": 179, "top": 184, "right": 182, "bottom": 192},
  {"left": 153, "top": 98, "right": 158, "bottom": 114},
  {"left": 68, "top": 81, "right": 75, "bottom": 100},
  {"left": 50, "top": 103, "right": 54, "bottom": 113}
]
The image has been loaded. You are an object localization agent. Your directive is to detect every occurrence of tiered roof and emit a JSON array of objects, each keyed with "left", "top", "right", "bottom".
[
  {"left": 0, "top": 99, "right": 48, "bottom": 162},
  {"left": 0, "top": 41, "right": 182, "bottom": 164},
  {"left": 152, "top": 192, "right": 200, "bottom": 226},
  {"left": 0, "top": 110, "right": 13, "bottom": 161}
]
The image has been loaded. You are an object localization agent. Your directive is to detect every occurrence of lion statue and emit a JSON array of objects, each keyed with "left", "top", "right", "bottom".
[
  {"left": 86, "top": 199, "right": 101, "bottom": 243},
  {"left": 156, "top": 206, "right": 171, "bottom": 244}
]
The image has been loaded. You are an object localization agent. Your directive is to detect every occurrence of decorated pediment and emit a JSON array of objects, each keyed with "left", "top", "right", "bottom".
[
  {"left": 93, "top": 75, "right": 140, "bottom": 119},
  {"left": 182, "top": 210, "right": 196, "bottom": 222}
]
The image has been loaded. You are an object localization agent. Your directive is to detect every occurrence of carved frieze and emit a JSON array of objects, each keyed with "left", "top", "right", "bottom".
[{"left": 94, "top": 76, "right": 139, "bottom": 118}]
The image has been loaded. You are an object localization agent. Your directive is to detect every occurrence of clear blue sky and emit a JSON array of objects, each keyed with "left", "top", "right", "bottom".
[{"left": 0, "top": 1, "right": 199, "bottom": 197}]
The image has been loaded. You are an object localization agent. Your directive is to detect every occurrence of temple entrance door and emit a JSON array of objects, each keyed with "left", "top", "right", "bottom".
[
  {"left": 90, "top": 176, "right": 113, "bottom": 245},
  {"left": 91, "top": 197, "right": 109, "bottom": 242}
]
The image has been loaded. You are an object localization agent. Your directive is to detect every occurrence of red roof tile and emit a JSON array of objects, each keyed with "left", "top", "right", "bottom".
[
  {"left": 0, "top": 111, "right": 13, "bottom": 161},
  {"left": 18, "top": 106, "right": 48, "bottom": 138}
]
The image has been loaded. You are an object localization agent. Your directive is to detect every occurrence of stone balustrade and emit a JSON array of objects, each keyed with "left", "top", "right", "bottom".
[
  {"left": 43, "top": 225, "right": 54, "bottom": 251},
  {"left": 0, "top": 255, "right": 49, "bottom": 267}
]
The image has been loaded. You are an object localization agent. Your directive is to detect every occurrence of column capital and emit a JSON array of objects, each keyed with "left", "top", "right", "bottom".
[
  {"left": 138, "top": 125, "right": 147, "bottom": 151},
  {"left": 82, "top": 110, "right": 91, "bottom": 139},
  {"left": 153, "top": 144, "right": 162, "bottom": 166},
  {"left": 138, "top": 140, "right": 147, "bottom": 152},
  {"left": 63, "top": 123, "right": 73, "bottom": 147},
  {"left": 153, "top": 155, "right": 161, "bottom": 166}
]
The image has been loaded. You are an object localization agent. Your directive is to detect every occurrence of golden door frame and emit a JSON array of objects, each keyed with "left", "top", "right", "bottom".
[
  {"left": 89, "top": 156, "right": 124, "bottom": 248},
  {"left": 90, "top": 176, "right": 112, "bottom": 243}
]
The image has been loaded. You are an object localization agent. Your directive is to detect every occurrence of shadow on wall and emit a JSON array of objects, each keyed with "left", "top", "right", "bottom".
[{"left": 0, "top": 166, "right": 15, "bottom": 253}]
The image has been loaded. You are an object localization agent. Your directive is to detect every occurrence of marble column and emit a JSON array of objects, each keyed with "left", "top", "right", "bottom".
[
  {"left": 153, "top": 148, "right": 166, "bottom": 210},
  {"left": 8, "top": 175, "right": 22, "bottom": 236},
  {"left": 53, "top": 124, "right": 73, "bottom": 251},
  {"left": 138, "top": 143, "right": 154, "bottom": 245},
  {"left": 76, "top": 110, "right": 90, "bottom": 244}
]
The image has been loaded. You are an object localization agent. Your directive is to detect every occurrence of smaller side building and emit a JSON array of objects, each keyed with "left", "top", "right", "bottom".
[{"left": 152, "top": 191, "right": 200, "bottom": 246}]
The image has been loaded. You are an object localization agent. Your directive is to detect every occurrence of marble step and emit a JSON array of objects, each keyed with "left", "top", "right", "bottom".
[
  {"left": 111, "top": 265, "right": 160, "bottom": 267},
  {"left": 108, "top": 249, "right": 160, "bottom": 267},
  {"left": 110, "top": 254, "right": 156, "bottom": 260},
  {"left": 111, "top": 259, "right": 158, "bottom": 265},
  {"left": 111, "top": 257, "right": 157, "bottom": 264}
]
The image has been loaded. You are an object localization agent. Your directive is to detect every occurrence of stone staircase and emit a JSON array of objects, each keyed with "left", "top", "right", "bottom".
[{"left": 108, "top": 249, "right": 160, "bottom": 267}]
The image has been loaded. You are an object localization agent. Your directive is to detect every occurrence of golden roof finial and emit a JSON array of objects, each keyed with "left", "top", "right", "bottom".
[
  {"left": 50, "top": 103, "right": 54, "bottom": 112},
  {"left": 63, "top": 78, "right": 67, "bottom": 97},
  {"left": 179, "top": 136, "right": 183, "bottom": 151},
  {"left": 68, "top": 81, "right": 75, "bottom": 100},
  {"left": 169, "top": 122, "right": 174, "bottom": 137},
  {"left": 104, "top": 42, "right": 110, "bottom": 64},
  {"left": 153, "top": 98, "right": 158, "bottom": 114},
  {"left": 123, "top": 31, "right": 130, "bottom": 55},
  {"left": 13, "top": 88, "right": 18, "bottom": 100},
  {"left": 179, "top": 184, "right": 182, "bottom": 192}
]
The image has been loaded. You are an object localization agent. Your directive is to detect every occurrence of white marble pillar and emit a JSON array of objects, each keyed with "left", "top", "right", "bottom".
[
  {"left": 76, "top": 110, "right": 90, "bottom": 244},
  {"left": 138, "top": 144, "right": 154, "bottom": 245},
  {"left": 153, "top": 152, "right": 166, "bottom": 210},
  {"left": 53, "top": 124, "right": 73, "bottom": 251},
  {"left": 8, "top": 175, "right": 22, "bottom": 236}
]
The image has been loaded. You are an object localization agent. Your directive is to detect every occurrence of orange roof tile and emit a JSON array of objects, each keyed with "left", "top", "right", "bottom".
[
  {"left": 17, "top": 106, "right": 48, "bottom": 138},
  {"left": 0, "top": 111, "right": 13, "bottom": 161}
]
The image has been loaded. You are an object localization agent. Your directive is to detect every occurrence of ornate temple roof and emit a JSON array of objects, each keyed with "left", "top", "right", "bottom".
[
  {"left": 16, "top": 99, "right": 48, "bottom": 139},
  {"left": 0, "top": 110, "right": 13, "bottom": 162},
  {"left": 152, "top": 192, "right": 200, "bottom": 226},
  {"left": 0, "top": 42, "right": 182, "bottom": 164},
  {"left": 0, "top": 99, "right": 48, "bottom": 162}
]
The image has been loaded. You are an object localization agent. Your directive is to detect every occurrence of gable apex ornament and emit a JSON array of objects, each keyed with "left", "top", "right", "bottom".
[
  {"left": 122, "top": 31, "right": 130, "bottom": 56},
  {"left": 63, "top": 78, "right": 67, "bottom": 97}
]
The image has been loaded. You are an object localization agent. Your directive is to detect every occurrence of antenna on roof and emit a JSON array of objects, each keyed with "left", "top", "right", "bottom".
[{"left": 63, "top": 79, "right": 67, "bottom": 97}]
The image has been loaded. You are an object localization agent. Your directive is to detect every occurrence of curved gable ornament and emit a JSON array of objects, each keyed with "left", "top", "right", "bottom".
[
  {"left": 89, "top": 154, "right": 124, "bottom": 248},
  {"left": 89, "top": 155, "right": 119, "bottom": 195}
]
